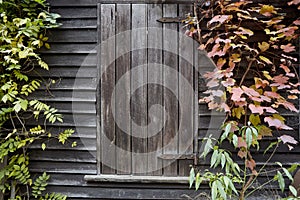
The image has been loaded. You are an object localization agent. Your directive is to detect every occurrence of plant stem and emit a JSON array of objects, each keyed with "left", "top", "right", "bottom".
[
  {"left": 239, "top": 59, "right": 254, "bottom": 87},
  {"left": 245, "top": 143, "right": 279, "bottom": 192},
  {"left": 245, "top": 178, "right": 275, "bottom": 198}
]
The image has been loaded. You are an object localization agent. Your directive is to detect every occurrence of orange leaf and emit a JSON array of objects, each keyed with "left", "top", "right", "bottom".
[
  {"left": 280, "top": 43, "right": 296, "bottom": 53},
  {"left": 258, "top": 42, "right": 270, "bottom": 52}
]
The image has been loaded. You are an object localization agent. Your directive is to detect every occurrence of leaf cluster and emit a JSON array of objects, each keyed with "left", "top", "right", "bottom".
[
  {"left": 0, "top": 0, "right": 73, "bottom": 199},
  {"left": 185, "top": 0, "right": 300, "bottom": 199}
]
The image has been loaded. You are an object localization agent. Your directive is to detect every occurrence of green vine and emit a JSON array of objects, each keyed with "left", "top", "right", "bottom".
[{"left": 0, "top": 0, "right": 74, "bottom": 199}]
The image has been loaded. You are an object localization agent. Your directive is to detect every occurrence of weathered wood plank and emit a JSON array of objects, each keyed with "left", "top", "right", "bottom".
[
  {"left": 32, "top": 66, "right": 97, "bottom": 78},
  {"left": 178, "top": 4, "right": 194, "bottom": 176},
  {"left": 147, "top": 3, "right": 163, "bottom": 176},
  {"left": 57, "top": 19, "right": 97, "bottom": 29},
  {"left": 48, "top": 30, "right": 97, "bottom": 43},
  {"left": 131, "top": 4, "right": 148, "bottom": 175},
  {"left": 43, "top": 185, "right": 199, "bottom": 199},
  {"left": 30, "top": 150, "right": 96, "bottom": 162},
  {"left": 29, "top": 162, "right": 97, "bottom": 174},
  {"left": 42, "top": 54, "right": 97, "bottom": 66},
  {"left": 100, "top": 4, "right": 116, "bottom": 174},
  {"left": 115, "top": 4, "right": 132, "bottom": 175},
  {"left": 162, "top": 4, "right": 179, "bottom": 176},
  {"left": 84, "top": 174, "right": 188, "bottom": 183},
  {"left": 52, "top": 7, "right": 97, "bottom": 19},
  {"left": 40, "top": 43, "right": 97, "bottom": 54}
]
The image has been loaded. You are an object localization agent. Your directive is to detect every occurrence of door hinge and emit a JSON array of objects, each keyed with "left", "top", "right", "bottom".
[{"left": 157, "top": 17, "right": 184, "bottom": 23}]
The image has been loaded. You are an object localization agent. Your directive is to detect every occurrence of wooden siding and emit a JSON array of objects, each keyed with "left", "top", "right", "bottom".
[{"left": 26, "top": 0, "right": 300, "bottom": 199}]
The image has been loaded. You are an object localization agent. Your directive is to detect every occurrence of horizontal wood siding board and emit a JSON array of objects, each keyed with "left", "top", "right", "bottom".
[
  {"left": 29, "top": 150, "right": 96, "bottom": 162},
  {"left": 48, "top": 30, "right": 97, "bottom": 43},
  {"left": 42, "top": 185, "right": 199, "bottom": 199},
  {"left": 49, "top": 0, "right": 292, "bottom": 6},
  {"left": 84, "top": 175, "right": 189, "bottom": 184}
]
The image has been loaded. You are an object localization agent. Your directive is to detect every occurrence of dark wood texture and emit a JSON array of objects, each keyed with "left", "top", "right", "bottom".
[{"left": 26, "top": 0, "right": 300, "bottom": 199}]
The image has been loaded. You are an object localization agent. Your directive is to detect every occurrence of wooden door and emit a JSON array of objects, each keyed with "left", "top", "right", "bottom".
[{"left": 97, "top": 3, "right": 198, "bottom": 177}]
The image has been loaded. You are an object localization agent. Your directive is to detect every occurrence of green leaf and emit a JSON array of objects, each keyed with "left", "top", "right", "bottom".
[
  {"left": 41, "top": 143, "right": 46, "bottom": 150},
  {"left": 189, "top": 167, "right": 195, "bottom": 188},
  {"left": 221, "top": 123, "right": 231, "bottom": 142},
  {"left": 245, "top": 127, "right": 252, "bottom": 148},
  {"left": 289, "top": 185, "right": 297, "bottom": 197},
  {"left": 195, "top": 172, "right": 202, "bottom": 190},
  {"left": 259, "top": 56, "right": 273, "bottom": 65},
  {"left": 276, "top": 171, "right": 285, "bottom": 192},
  {"left": 211, "top": 150, "right": 219, "bottom": 168},
  {"left": 282, "top": 168, "right": 293, "bottom": 181},
  {"left": 249, "top": 114, "right": 261, "bottom": 126},
  {"left": 216, "top": 180, "right": 227, "bottom": 200},
  {"left": 232, "top": 134, "right": 238, "bottom": 148},
  {"left": 211, "top": 181, "right": 218, "bottom": 200}
]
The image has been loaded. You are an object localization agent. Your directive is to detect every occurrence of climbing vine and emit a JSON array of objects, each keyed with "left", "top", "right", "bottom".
[
  {"left": 186, "top": 0, "right": 300, "bottom": 199},
  {"left": 0, "top": 0, "right": 74, "bottom": 199}
]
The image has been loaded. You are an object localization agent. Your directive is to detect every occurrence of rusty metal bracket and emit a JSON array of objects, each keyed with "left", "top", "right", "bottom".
[{"left": 156, "top": 17, "right": 184, "bottom": 23}]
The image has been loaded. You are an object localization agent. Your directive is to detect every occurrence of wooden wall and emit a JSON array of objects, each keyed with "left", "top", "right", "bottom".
[{"left": 27, "top": 0, "right": 300, "bottom": 199}]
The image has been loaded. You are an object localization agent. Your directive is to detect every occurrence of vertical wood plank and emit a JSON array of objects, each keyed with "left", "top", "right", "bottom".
[
  {"left": 96, "top": 3, "right": 102, "bottom": 174},
  {"left": 115, "top": 4, "right": 131, "bottom": 175},
  {"left": 100, "top": 4, "right": 116, "bottom": 174},
  {"left": 178, "top": 4, "right": 194, "bottom": 176},
  {"left": 147, "top": 3, "right": 163, "bottom": 175},
  {"left": 131, "top": 4, "right": 148, "bottom": 175},
  {"left": 162, "top": 4, "right": 179, "bottom": 176}
]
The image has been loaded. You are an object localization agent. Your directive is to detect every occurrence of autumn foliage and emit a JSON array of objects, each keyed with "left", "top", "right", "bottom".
[{"left": 186, "top": 0, "right": 300, "bottom": 198}]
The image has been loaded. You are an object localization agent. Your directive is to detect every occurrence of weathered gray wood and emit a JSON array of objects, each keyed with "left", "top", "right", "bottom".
[
  {"left": 84, "top": 174, "right": 189, "bottom": 183},
  {"left": 48, "top": 30, "right": 97, "bottom": 43},
  {"left": 30, "top": 161, "right": 97, "bottom": 174},
  {"left": 42, "top": 54, "right": 97, "bottom": 66},
  {"left": 100, "top": 4, "right": 116, "bottom": 174},
  {"left": 115, "top": 4, "right": 131, "bottom": 175},
  {"left": 43, "top": 185, "right": 199, "bottom": 199},
  {"left": 147, "top": 3, "right": 163, "bottom": 176},
  {"left": 162, "top": 4, "right": 179, "bottom": 176},
  {"left": 131, "top": 4, "right": 148, "bottom": 175},
  {"left": 178, "top": 4, "right": 194, "bottom": 176},
  {"left": 40, "top": 43, "right": 97, "bottom": 54},
  {"left": 57, "top": 19, "right": 97, "bottom": 29},
  {"left": 52, "top": 8, "right": 97, "bottom": 19}
]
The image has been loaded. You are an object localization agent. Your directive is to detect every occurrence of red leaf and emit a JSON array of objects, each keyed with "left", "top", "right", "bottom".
[
  {"left": 221, "top": 78, "right": 235, "bottom": 87},
  {"left": 293, "top": 19, "right": 300, "bottom": 25},
  {"left": 264, "top": 107, "right": 278, "bottom": 113},
  {"left": 207, "top": 79, "right": 219, "bottom": 88},
  {"left": 249, "top": 104, "right": 264, "bottom": 115},
  {"left": 264, "top": 91, "right": 280, "bottom": 98},
  {"left": 280, "top": 64, "right": 290, "bottom": 73},
  {"left": 279, "top": 135, "right": 298, "bottom": 145},
  {"left": 231, "top": 87, "right": 244, "bottom": 101},
  {"left": 208, "top": 15, "right": 232, "bottom": 26},
  {"left": 264, "top": 117, "right": 293, "bottom": 130},
  {"left": 288, "top": 0, "right": 300, "bottom": 6},
  {"left": 242, "top": 86, "right": 260, "bottom": 97},
  {"left": 238, "top": 149, "right": 247, "bottom": 159},
  {"left": 280, "top": 100, "right": 298, "bottom": 112},
  {"left": 238, "top": 137, "right": 247, "bottom": 148},
  {"left": 289, "top": 89, "right": 300, "bottom": 94},
  {"left": 280, "top": 43, "right": 296, "bottom": 53},
  {"left": 246, "top": 159, "right": 256, "bottom": 171}
]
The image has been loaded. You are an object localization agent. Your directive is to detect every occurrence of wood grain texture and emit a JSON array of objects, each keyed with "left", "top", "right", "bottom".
[
  {"left": 178, "top": 4, "right": 194, "bottom": 176},
  {"left": 147, "top": 3, "right": 163, "bottom": 176},
  {"left": 162, "top": 4, "right": 179, "bottom": 176},
  {"left": 115, "top": 4, "right": 132, "bottom": 174},
  {"left": 131, "top": 4, "right": 148, "bottom": 175},
  {"left": 100, "top": 4, "right": 116, "bottom": 174}
]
